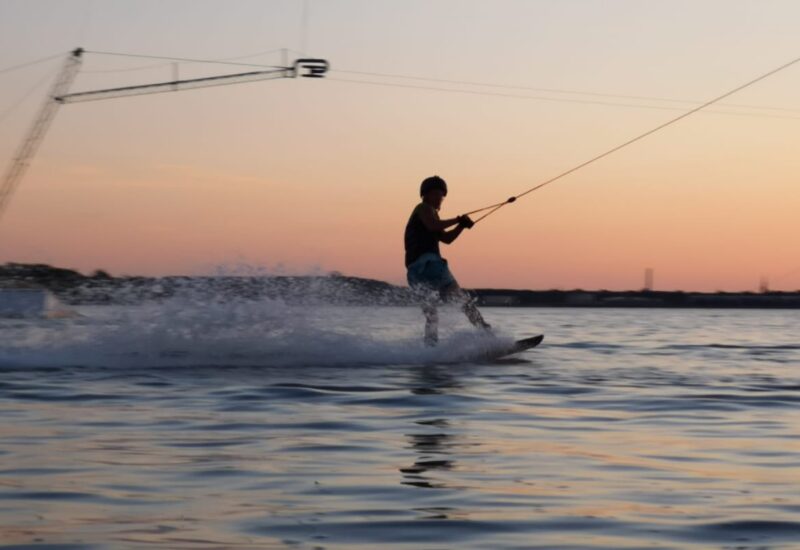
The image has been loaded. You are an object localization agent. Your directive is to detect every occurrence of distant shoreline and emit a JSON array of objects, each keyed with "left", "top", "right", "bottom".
[
  {"left": 2, "top": 262, "right": 799, "bottom": 309},
  {"left": 473, "top": 288, "right": 800, "bottom": 309}
]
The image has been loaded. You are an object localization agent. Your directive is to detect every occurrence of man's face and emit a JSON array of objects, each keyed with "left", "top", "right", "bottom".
[{"left": 424, "top": 189, "right": 446, "bottom": 210}]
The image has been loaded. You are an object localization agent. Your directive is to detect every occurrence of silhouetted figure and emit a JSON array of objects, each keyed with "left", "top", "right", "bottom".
[{"left": 404, "top": 175, "right": 490, "bottom": 346}]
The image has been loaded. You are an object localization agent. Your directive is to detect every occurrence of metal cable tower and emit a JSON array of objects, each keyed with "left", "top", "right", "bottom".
[
  {"left": 0, "top": 48, "right": 84, "bottom": 218},
  {"left": 0, "top": 50, "right": 328, "bottom": 225}
]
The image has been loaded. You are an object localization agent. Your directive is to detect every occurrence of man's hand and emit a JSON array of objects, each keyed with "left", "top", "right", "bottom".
[{"left": 457, "top": 215, "right": 475, "bottom": 229}]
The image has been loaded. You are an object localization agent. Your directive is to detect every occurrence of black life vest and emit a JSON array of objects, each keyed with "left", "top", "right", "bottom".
[{"left": 404, "top": 204, "right": 441, "bottom": 267}]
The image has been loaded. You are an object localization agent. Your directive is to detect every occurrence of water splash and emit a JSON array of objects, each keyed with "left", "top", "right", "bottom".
[{"left": 0, "top": 289, "right": 509, "bottom": 369}]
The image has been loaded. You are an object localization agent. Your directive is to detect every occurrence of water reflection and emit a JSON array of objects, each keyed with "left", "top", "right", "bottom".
[
  {"left": 400, "top": 366, "right": 469, "bottom": 495},
  {"left": 408, "top": 364, "right": 462, "bottom": 396},
  {"left": 400, "top": 427, "right": 456, "bottom": 489}
]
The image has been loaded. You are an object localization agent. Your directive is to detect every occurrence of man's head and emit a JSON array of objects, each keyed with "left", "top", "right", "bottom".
[{"left": 420, "top": 175, "right": 447, "bottom": 209}]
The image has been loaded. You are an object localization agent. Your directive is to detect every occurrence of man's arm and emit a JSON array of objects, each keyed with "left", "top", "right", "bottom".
[
  {"left": 440, "top": 225, "right": 465, "bottom": 244},
  {"left": 441, "top": 215, "right": 474, "bottom": 244},
  {"left": 416, "top": 204, "right": 461, "bottom": 232}
]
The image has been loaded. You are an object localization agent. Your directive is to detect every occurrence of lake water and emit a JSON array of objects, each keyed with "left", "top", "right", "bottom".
[{"left": 1, "top": 301, "right": 799, "bottom": 549}]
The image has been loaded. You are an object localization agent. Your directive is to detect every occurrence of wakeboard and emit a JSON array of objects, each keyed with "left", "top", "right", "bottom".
[
  {"left": 462, "top": 334, "right": 544, "bottom": 362},
  {"left": 494, "top": 334, "right": 544, "bottom": 358}
]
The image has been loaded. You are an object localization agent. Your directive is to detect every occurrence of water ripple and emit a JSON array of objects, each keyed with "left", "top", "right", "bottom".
[{"left": 1, "top": 307, "right": 800, "bottom": 549}]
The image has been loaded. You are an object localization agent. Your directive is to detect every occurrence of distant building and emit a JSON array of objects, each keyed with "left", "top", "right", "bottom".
[{"left": 644, "top": 268, "right": 654, "bottom": 291}]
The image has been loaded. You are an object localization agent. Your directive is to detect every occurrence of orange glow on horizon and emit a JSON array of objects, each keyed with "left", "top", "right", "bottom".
[{"left": 1, "top": 2, "right": 798, "bottom": 292}]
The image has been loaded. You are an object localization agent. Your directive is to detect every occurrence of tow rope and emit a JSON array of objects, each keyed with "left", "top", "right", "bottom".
[{"left": 464, "top": 53, "right": 800, "bottom": 225}]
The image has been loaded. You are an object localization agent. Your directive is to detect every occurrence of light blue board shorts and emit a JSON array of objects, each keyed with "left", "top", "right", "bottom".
[{"left": 406, "top": 253, "right": 457, "bottom": 291}]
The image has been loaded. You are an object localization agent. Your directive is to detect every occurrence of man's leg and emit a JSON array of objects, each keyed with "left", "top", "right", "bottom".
[
  {"left": 442, "top": 283, "right": 491, "bottom": 331},
  {"left": 422, "top": 302, "right": 439, "bottom": 346},
  {"left": 463, "top": 292, "right": 491, "bottom": 330}
]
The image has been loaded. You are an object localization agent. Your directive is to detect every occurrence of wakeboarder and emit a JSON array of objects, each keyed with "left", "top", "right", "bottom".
[{"left": 404, "top": 175, "right": 491, "bottom": 346}]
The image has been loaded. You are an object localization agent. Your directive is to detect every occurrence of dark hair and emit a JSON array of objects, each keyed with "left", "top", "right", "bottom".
[{"left": 419, "top": 175, "right": 447, "bottom": 197}]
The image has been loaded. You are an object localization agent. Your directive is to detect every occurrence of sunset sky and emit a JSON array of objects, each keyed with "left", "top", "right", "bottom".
[{"left": 0, "top": 0, "right": 798, "bottom": 291}]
